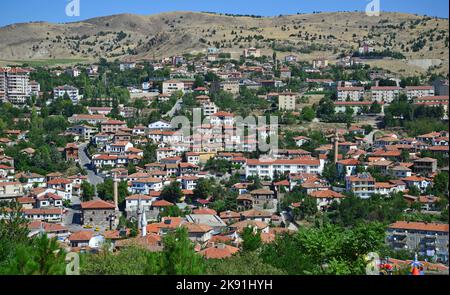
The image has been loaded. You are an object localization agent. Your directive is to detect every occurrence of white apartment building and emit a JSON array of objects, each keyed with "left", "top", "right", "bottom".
[
  {"left": 245, "top": 158, "right": 324, "bottom": 180},
  {"left": 162, "top": 80, "right": 185, "bottom": 95},
  {"left": 201, "top": 101, "right": 219, "bottom": 117},
  {"left": 337, "top": 86, "right": 365, "bottom": 101},
  {"left": 210, "top": 111, "right": 235, "bottom": 126},
  {"left": 53, "top": 85, "right": 81, "bottom": 104},
  {"left": 29, "top": 80, "right": 40, "bottom": 97},
  {"left": 345, "top": 173, "right": 375, "bottom": 199},
  {"left": 405, "top": 86, "right": 435, "bottom": 100},
  {"left": 0, "top": 67, "right": 31, "bottom": 104},
  {"left": 243, "top": 47, "right": 261, "bottom": 58},
  {"left": 278, "top": 92, "right": 297, "bottom": 110},
  {"left": 371, "top": 86, "right": 401, "bottom": 103}
]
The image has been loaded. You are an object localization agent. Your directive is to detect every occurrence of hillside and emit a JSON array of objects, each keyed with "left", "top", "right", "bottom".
[{"left": 0, "top": 11, "right": 448, "bottom": 75}]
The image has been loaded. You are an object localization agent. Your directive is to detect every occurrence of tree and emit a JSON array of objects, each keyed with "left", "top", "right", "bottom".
[
  {"left": 316, "top": 97, "right": 335, "bottom": 121},
  {"left": 322, "top": 162, "right": 338, "bottom": 183},
  {"left": 408, "top": 185, "right": 421, "bottom": 196},
  {"left": 206, "top": 251, "right": 286, "bottom": 275},
  {"left": 301, "top": 106, "right": 315, "bottom": 122},
  {"left": 0, "top": 203, "right": 29, "bottom": 264},
  {"left": 298, "top": 196, "right": 318, "bottom": 219},
  {"left": 241, "top": 227, "right": 262, "bottom": 252},
  {"left": 400, "top": 149, "right": 410, "bottom": 162},
  {"left": 193, "top": 178, "right": 215, "bottom": 200},
  {"left": 160, "top": 228, "right": 205, "bottom": 275},
  {"left": 369, "top": 101, "right": 382, "bottom": 114},
  {"left": 433, "top": 172, "right": 449, "bottom": 197},
  {"left": 160, "top": 181, "right": 183, "bottom": 204},
  {"left": 1, "top": 234, "right": 66, "bottom": 275},
  {"left": 260, "top": 222, "right": 386, "bottom": 275},
  {"left": 97, "top": 179, "right": 129, "bottom": 204},
  {"left": 80, "top": 181, "right": 95, "bottom": 202}
]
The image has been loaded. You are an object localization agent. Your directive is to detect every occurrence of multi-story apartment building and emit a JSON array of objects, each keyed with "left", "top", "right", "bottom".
[
  {"left": 345, "top": 173, "right": 375, "bottom": 199},
  {"left": 278, "top": 92, "right": 297, "bottom": 110},
  {"left": 413, "top": 157, "right": 438, "bottom": 176},
  {"left": 210, "top": 111, "right": 235, "bottom": 126},
  {"left": 201, "top": 101, "right": 219, "bottom": 117},
  {"left": 245, "top": 158, "right": 323, "bottom": 180},
  {"left": 100, "top": 119, "right": 127, "bottom": 133},
  {"left": 371, "top": 86, "right": 401, "bottom": 103},
  {"left": 337, "top": 86, "right": 365, "bottom": 101},
  {"left": 53, "top": 85, "right": 80, "bottom": 104},
  {"left": 386, "top": 221, "right": 449, "bottom": 263},
  {"left": 334, "top": 101, "right": 384, "bottom": 114},
  {"left": 68, "top": 114, "right": 108, "bottom": 125},
  {"left": 0, "top": 67, "right": 31, "bottom": 104},
  {"left": 68, "top": 125, "right": 98, "bottom": 141},
  {"left": 414, "top": 96, "right": 449, "bottom": 119},
  {"left": 0, "top": 181, "right": 24, "bottom": 201},
  {"left": 312, "top": 58, "right": 328, "bottom": 69},
  {"left": 29, "top": 80, "right": 40, "bottom": 97},
  {"left": 405, "top": 86, "right": 435, "bottom": 100},
  {"left": 162, "top": 80, "right": 185, "bottom": 95}
]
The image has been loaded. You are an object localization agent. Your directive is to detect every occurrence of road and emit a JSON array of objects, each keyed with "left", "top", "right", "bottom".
[
  {"left": 364, "top": 130, "right": 378, "bottom": 145},
  {"left": 165, "top": 98, "right": 183, "bottom": 117},
  {"left": 78, "top": 142, "right": 104, "bottom": 186}
]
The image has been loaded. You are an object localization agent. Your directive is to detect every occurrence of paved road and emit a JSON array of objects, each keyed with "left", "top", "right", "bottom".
[
  {"left": 364, "top": 130, "right": 378, "bottom": 145},
  {"left": 165, "top": 98, "right": 183, "bottom": 117},
  {"left": 78, "top": 142, "right": 104, "bottom": 186}
]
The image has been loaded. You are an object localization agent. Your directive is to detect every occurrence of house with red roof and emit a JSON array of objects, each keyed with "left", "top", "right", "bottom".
[{"left": 80, "top": 199, "right": 117, "bottom": 228}]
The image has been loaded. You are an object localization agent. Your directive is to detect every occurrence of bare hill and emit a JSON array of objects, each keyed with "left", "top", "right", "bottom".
[{"left": 0, "top": 11, "right": 448, "bottom": 75}]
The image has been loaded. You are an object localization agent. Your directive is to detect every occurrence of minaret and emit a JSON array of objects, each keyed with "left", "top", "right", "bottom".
[
  {"left": 334, "top": 129, "right": 339, "bottom": 164},
  {"left": 113, "top": 178, "right": 119, "bottom": 211},
  {"left": 141, "top": 205, "right": 147, "bottom": 237}
]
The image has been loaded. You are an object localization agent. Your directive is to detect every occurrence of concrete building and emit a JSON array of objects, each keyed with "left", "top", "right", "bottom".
[
  {"left": 0, "top": 182, "right": 24, "bottom": 201},
  {"left": 386, "top": 221, "right": 449, "bottom": 263},
  {"left": 371, "top": 86, "right": 401, "bottom": 103},
  {"left": 162, "top": 80, "right": 185, "bottom": 95},
  {"left": 337, "top": 86, "right": 365, "bottom": 101},
  {"left": 221, "top": 81, "right": 240, "bottom": 95},
  {"left": 414, "top": 96, "right": 449, "bottom": 119},
  {"left": 278, "top": 92, "right": 297, "bottom": 111},
  {"left": 0, "top": 67, "right": 31, "bottom": 104},
  {"left": 243, "top": 47, "right": 261, "bottom": 58},
  {"left": 246, "top": 158, "right": 323, "bottom": 180},
  {"left": 53, "top": 85, "right": 80, "bottom": 104},
  {"left": 405, "top": 86, "right": 435, "bottom": 100},
  {"left": 413, "top": 157, "right": 438, "bottom": 176},
  {"left": 345, "top": 173, "right": 375, "bottom": 199}
]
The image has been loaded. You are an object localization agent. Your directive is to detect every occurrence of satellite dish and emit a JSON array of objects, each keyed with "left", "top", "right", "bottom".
[{"left": 88, "top": 235, "right": 105, "bottom": 249}]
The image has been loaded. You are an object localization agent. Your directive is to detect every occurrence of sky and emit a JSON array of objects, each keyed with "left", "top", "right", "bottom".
[{"left": 0, "top": 0, "right": 448, "bottom": 27}]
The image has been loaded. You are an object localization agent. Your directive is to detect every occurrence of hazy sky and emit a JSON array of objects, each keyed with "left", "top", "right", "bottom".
[{"left": 0, "top": 0, "right": 448, "bottom": 27}]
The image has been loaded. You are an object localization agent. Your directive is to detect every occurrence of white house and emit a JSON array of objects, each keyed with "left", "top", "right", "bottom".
[{"left": 53, "top": 85, "right": 81, "bottom": 104}]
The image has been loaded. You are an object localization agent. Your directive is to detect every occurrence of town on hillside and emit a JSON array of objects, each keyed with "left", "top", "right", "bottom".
[{"left": 0, "top": 13, "right": 449, "bottom": 276}]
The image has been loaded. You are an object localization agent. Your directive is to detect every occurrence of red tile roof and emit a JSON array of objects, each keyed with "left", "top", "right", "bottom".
[{"left": 81, "top": 199, "right": 116, "bottom": 210}]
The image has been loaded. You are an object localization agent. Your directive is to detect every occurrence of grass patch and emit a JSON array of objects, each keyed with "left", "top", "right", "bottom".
[{"left": 0, "top": 58, "right": 90, "bottom": 67}]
